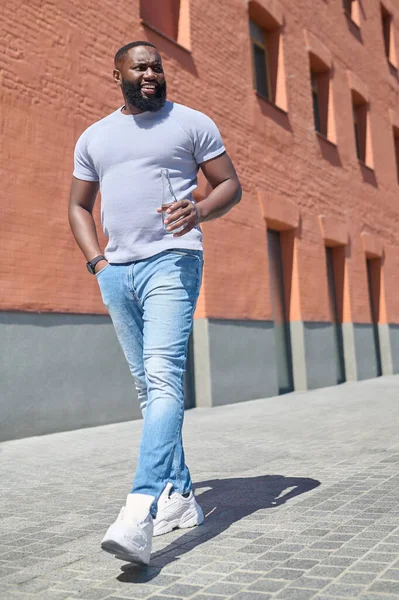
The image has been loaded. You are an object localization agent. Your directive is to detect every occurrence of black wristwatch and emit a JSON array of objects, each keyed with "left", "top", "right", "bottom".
[{"left": 86, "top": 255, "right": 106, "bottom": 275}]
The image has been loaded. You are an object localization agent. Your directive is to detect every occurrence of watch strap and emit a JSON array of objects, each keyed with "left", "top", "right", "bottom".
[{"left": 87, "top": 255, "right": 106, "bottom": 274}]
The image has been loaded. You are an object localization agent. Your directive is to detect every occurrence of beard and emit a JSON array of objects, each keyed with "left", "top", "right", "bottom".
[{"left": 122, "top": 78, "right": 167, "bottom": 112}]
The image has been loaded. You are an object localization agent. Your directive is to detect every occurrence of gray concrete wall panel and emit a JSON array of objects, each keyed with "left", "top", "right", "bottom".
[
  {"left": 0, "top": 312, "right": 140, "bottom": 441},
  {"left": 207, "top": 319, "right": 278, "bottom": 406},
  {"left": 303, "top": 322, "right": 338, "bottom": 389},
  {"left": 342, "top": 322, "right": 358, "bottom": 381},
  {"left": 192, "top": 319, "right": 212, "bottom": 408},
  {"left": 289, "top": 321, "right": 308, "bottom": 391},
  {"left": 378, "top": 323, "right": 393, "bottom": 376},
  {"left": 353, "top": 323, "right": 380, "bottom": 380},
  {"left": 389, "top": 324, "right": 399, "bottom": 374}
]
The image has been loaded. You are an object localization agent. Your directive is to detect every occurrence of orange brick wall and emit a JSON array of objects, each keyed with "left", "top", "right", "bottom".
[{"left": 1, "top": 0, "right": 399, "bottom": 324}]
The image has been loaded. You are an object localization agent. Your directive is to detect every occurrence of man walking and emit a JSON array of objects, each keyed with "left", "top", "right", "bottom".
[{"left": 69, "top": 41, "right": 241, "bottom": 566}]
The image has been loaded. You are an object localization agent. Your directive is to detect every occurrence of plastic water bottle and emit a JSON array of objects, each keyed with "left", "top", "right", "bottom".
[{"left": 161, "top": 168, "right": 185, "bottom": 234}]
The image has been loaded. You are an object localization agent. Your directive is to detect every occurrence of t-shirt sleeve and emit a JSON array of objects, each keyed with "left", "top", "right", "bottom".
[
  {"left": 192, "top": 112, "right": 226, "bottom": 165},
  {"left": 73, "top": 130, "right": 99, "bottom": 181}
]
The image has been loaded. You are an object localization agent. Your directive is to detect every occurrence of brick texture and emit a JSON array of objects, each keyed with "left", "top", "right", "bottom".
[{"left": 1, "top": 0, "right": 399, "bottom": 323}]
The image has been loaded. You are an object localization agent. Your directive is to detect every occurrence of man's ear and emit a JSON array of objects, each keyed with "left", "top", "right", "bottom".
[{"left": 113, "top": 69, "right": 122, "bottom": 86}]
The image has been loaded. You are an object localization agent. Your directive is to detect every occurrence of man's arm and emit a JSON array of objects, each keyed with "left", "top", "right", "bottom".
[
  {"left": 68, "top": 177, "right": 108, "bottom": 272},
  {"left": 159, "top": 152, "right": 242, "bottom": 236},
  {"left": 197, "top": 152, "right": 242, "bottom": 222}
]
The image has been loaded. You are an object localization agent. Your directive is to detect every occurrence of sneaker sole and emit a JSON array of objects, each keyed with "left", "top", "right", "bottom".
[
  {"left": 101, "top": 540, "right": 150, "bottom": 566},
  {"left": 153, "top": 511, "right": 204, "bottom": 537}
]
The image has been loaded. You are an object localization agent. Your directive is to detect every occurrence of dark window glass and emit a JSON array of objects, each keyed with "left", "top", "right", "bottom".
[
  {"left": 353, "top": 106, "right": 362, "bottom": 160},
  {"left": 343, "top": 0, "right": 352, "bottom": 15},
  {"left": 253, "top": 43, "right": 270, "bottom": 99},
  {"left": 250, "top": 19, "right": 270, "bottom": 100},
  {"left": 381, "top": 7, "right": 391, "bottom": 59},
  {"left": 394, "top": 132, "right": 399, "bottom": 184},
  {"left": 311, "top": 72, "right": 321, "bottom": 133}
]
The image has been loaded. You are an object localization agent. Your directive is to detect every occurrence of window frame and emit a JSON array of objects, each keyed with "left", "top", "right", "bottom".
[
  {"left": 140, "top": 0, "right": 191, "bottom": 52},
  {"left": 393, "top": 128, "right": 399, "bottom": 184},
  {"left": 381, "top": 3, "right": 397, "bottom": 69},
  {"left": 250, "top": 19, "right": 272, "bottom": 102},
  {"left": 353, "top": 104, "right": 362, "bottom": 161},
  {"left": 343, "top": 0, "right": 352, "bottom": 16},
  {"left": 381, "top": 6, "right": 391, "bottom": 59},
  {"left": 311, "top": 71, "right": 322, "bottom": 134},
  {"left": 343, "top": 0, "right": 361, "bottom": 28}
]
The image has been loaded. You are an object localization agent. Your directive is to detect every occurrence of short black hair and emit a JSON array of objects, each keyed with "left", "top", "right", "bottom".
[{"left": 114, "top": 41, "right": 159, "bottom": 67}]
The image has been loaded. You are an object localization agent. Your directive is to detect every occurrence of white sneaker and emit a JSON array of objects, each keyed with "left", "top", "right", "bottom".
[
  {"left": 101, "top": 493, "right": 154, "bottom": 565},
  {"left": 153, "top": 483, "right": 204, "bottom": 537}
]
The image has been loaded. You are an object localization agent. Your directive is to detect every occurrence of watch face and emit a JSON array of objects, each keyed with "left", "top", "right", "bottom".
[{"left": 86, "top": 263, "right": 95, "bottom": 274}]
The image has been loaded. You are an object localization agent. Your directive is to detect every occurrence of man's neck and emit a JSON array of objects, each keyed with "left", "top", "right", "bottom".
[{"left": 122, "top": 102, "right": 145, "bottom": 116}]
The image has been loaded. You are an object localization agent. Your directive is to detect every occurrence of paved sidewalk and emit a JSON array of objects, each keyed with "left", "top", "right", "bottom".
[{"left": 1, "top": 377, "right": 399, "bottom": 600}]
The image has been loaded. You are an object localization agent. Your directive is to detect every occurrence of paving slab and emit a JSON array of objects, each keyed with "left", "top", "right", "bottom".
[{"left": 1, "top": 376, "right": 399, "bottom": 599}]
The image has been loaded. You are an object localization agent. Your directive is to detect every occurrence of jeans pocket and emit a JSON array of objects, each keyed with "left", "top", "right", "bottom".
[
  {"left": 95, "top": 263, "right": 111, "bottom": 278},
  {"left": 165, "top": 249, "right": 202, "bottom": 259}
]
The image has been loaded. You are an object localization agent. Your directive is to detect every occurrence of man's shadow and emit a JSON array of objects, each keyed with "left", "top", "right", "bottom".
[{"left": 117, "top": 474, "right": 320, "bottom": 583}]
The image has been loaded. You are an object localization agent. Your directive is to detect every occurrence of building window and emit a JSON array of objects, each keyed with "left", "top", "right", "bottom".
[
  {"left": 308, "top": 52, "right": 335, "bottom": 143},
  {"left": 343, "top": 0, "right": 352, "bottom": 13},
  {"left": 311, "top": 72, "right": 321, "bottom": 133},
  {"left": 352, "top": 93, "right": 372, "bottom": 166},
  {"left": 353, "top": 104, "right": 362, "bottom": 161},
  {"left": 310, "top": 70, "right": 332, "bottom": 139},
  {"left": 248, "top": 1, "right": 287, "bottom": 112},
  {"left": 140, "top": 0, "right": 190, "bottom": 49},
  {"left": 381, "top": 4, "right": 397, "bottom": 67},
  {"left": 250, "top": 20, "right": 271, "bottom": 100},
  {"left": 382, "top": 5, "right": 391, "bottom": 58},
  {"left": 343, "top": 0, "right": 360, "bottom": 27},
  {"left": 393, "top": 127, "right": 399, "bottom": 184}
]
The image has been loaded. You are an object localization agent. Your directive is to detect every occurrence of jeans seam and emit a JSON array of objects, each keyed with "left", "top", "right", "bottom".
[
  {"left": 172, "top": 446, "right": 182, "bottom": 493},
  {"left": 128, "top": 264, "right": 143, "bottom": 309},
  {"left": 171, "top": 397, "right": 185, "bottom": 493}
]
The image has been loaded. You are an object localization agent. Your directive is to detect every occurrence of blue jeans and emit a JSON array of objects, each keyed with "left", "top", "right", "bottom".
[{"left": 96, "top": 249, "right": 203, "bottom": 516}]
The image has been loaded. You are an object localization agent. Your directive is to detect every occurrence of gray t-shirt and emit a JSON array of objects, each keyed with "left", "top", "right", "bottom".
[{"left": 73, "top": 101, "right": 225, "bottom": 262}]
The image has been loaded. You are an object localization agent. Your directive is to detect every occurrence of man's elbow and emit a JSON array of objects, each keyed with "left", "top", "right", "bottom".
[{"left": 234, "top": 180, "right": 242, "bottom": 205}]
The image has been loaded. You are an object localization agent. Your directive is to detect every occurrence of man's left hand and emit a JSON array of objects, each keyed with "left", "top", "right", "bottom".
[{"left": 157, "top": 200, "right": 201, "bottom": 237}]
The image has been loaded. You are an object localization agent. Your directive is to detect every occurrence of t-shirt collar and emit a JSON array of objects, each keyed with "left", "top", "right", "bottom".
[{"left": 114, "top": 103, "right": 168, "bottom": 121}]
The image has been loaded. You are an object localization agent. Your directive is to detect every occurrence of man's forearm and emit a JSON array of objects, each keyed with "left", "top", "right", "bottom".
[
  {"left": 197, "top": 178, "right": 242, "bottom": 223},
  {"left": 68, "top": 205, "right": 103, "bottom": 262}
]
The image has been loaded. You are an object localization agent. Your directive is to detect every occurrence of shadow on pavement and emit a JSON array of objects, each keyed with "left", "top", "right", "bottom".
[{"left": 117, "top": 474, "right": 320, "bottom": 583}]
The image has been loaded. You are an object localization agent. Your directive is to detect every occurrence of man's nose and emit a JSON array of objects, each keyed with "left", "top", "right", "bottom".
[{"left": 143, "top": 67, "right": 156, "bottom": 79}]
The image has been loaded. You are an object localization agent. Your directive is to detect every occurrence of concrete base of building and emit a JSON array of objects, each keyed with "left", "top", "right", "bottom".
[
  {"left": 379, "top": 323, "right": 394, "bottom": 376},
  {"left": 353, "top": 323, "right": 381, "bottom": 380},
  {"left": 0, "top": 312, "right": 140, "bottom": 442},
  {"left": 2, "top": 313, "right": 399, "bottom": 441},
  {"left": 303, "top": 322, "right": 340, "bottom": 389},
  {"left": 193, "top": 319, "right": 278, "bottom": 407},
  {"left": 342, "top": 322, "right": 358, "bottom": 381},
  {"left": 389, "top": 324, "right": 399, "bottom": 374},
  {"left": 193, "top": 318, "right": 399, "bottom": 407}
]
